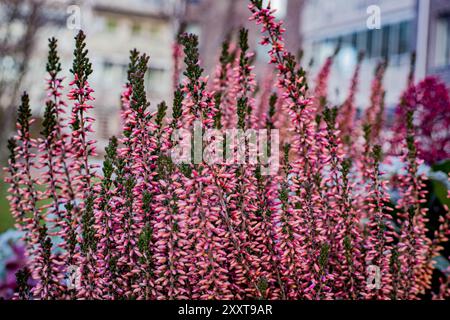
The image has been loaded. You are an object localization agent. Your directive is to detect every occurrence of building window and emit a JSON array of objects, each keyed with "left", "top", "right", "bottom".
[
  {"left": 356, "top": 31, "right": 367, "bottom": 53},
  {"left": 371, "top": 27, "right": 382, "bottom": 58},
  {"left": 102, "top": 61, "right": 121, "bottom": 86},
  {"left": 0, "top": 56, "right": 17, "bottom": 80},
  {"left": 96, "top": 109, "right": 111, "bottom": 140},
  {"left": 398, "top": 21, "right": 412, "bottom": 55},
  {"left": 435, "top": 15, "right": 450, "bottom": 67},
  {"left": 389, "top": 23, "right": 400, "bottom": 56},
  {"left": 315, "top": 20, "right": 412, "bottom": 62},
  {"left": 366, "top": 29, "right": 374, "bottom": 58},
  {"left": 342, "top": 34, "right": 353, "bottom": 49},
  {"left": 381, "top": 25, "right": 390, "bottom": 59},
  {"left": 351, "top": 33, "right": 358, "bottom": 49},
  {"left": 131, "top": 22, "right": 141, "bottom": 36},
  {"left": 103, "top": 61, "right": 114, "bottom": 76},
  {"left": 149, "top": 24, "right": 161, "bottom": 37},
  {"left": 146, "top": 67, "right": 166, "bottom": 93}
]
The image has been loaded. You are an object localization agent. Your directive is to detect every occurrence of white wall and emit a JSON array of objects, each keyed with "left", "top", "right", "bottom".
[{"left": 301, "top": 0, "right": 417, "bottom": 110}]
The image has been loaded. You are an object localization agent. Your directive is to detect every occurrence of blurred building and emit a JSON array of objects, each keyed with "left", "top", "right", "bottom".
[
  {"left": 301, "top": 0, "right": 417, "bottom": 111},
  {"left": 183, "top": 0, "right": 304, "bottom": 75},
  {"left": 3, "top": 0, "right": 449, "bottom": 148},
  {"left": 420, "top": 0, "right": 450, "bottom": 83},
  {"left": 301, "top": 0, "right": 450, "bottom": 112},
  {"left": 4, "top": 0, "right": 179, "bottom": 149},
  {"left": 1, "top": 0, "right": 303, "bottom": 148}
]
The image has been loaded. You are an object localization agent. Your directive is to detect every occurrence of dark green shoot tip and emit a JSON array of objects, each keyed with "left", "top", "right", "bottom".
[
  {"left": 269, "top": 93, "right": 278, "bottom": 112},
  {"left": 156, "top": 101, "right": 168, "bottom": 127},
  {"left": 105, "top": 136, "right": 118, "bottom": 158},
  {"left": 127, "top": 49, "right": 140, "bottom": 83},
  {"left": 409, "top": 52, "right": 416, "bottom": 71},
  {"left": 257, "top": 277, "right": 268, "bottom": 295},
  {"left": 333, "top": 40, "right": 342, "bottom": 57},
  {"left": 130, "top": 54, "right": 150, "bottom": 114},
  {"left": 363, "top": 123, "right": 372, "bottom": 142},
  {"left": 180, "top": 33, "right": 203, "bottom": 83},
  {"left": 172, "top": 88, "right": 183, "bottom": 125},
  {"left": 406, "top": 110, "right": 415, "bottom": 131},
  {"left": 342, "top": 158, "right": 353, "bottom": 174},
  {"left": 251, "top": 0, "right": 263, "bottom": 10},
  {"left": 102, "top": 136, "right": 117, "bottom": 180},
  {"left": 16, "top": 267, "right": 31, "bottom": 300},
  {"left": 315, "top": 114, "right": 322, "bottom": 126},
  {"left": 47, "top": 37, "right": 62, "bottom": 76},
  {"left": 319, "top": 243, "right": 330, "bottom": 269},
  {"left": 357, "top": 51, "right": 365, "bottom": 63},
  {"left": 297, "top": 49, "right": 304, "bottom": 63},
  {"left": 219, "top": 35, "right": 232, "bottom": 66},
  {"left": 266, "top": 93, "right": 277, "bottom": 129},
  {"left": 239, "top": 28, "right": 249, "bottom": 53},
  {"left": 70, "top": 30, "right": 93, "bottom": 85},
  {"left": 323, "top": 106, "right": 338, "bottom": 128},
  {"left": 283, "top": 143, "right": 290, "bottom": 164},
  {"left": 214, "top": 94, "right": 222, "bottom": 129},
  {"left": 237, "top": 97, "right": 248, "bottom": 130},
  {"left": 41, "top": 101, "right": 57, "bottom": 138},
  {"left": 81, "top": 195, "right": 96, "bottom": 253},
  {"left": 372, "top": 145, "right": 383, "bottom": 162},
  {"left": 138, "top": 223, "right": 152, "bottom": 255},
  {"left": 17, "top": 92, "right": 31, "bottom": 134},
  {"left": 7, "top": 138, "right": 17, "bottom": 164}
]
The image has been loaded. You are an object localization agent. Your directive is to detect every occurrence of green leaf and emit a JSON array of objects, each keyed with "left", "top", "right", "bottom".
[
  {"left": 432, "top": 159, "right": 450, "bottom": 175},
  {"left": 431, "top": 179, "right": 450, "bottom": 207}
]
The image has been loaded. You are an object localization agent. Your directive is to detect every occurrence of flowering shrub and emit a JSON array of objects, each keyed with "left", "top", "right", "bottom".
[
  {"left": 394, "top": 76, "right": 450, "bottom": 165},
  {"left": 3, "top": 1, "right": 450, "bottom": 300}
]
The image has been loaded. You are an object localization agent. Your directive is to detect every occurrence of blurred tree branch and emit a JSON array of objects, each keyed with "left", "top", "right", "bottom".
[{"left": 0, "top": 0, "right": 44, "bottom": 161}]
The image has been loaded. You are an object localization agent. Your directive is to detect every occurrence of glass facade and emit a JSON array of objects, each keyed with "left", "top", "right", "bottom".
[{"left": 435, "top": 15, "right": 450, "bottom": 67}]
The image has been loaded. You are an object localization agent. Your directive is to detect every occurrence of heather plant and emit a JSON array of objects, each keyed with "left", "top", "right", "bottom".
[
  {"left": 3, "top": 1, "right": 450, "bottom": 300},
  {"left": 393, "top": 76, "right": 450, "bottom": 164}
]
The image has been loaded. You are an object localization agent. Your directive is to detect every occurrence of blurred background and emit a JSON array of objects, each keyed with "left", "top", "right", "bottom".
[{"left": 0, "top": 0, "right": 449, "bottom": 273}]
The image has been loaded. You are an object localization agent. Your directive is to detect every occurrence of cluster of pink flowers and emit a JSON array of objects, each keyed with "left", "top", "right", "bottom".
[
  {"left": 3, "top": 1, "right": 450, "bottom": 300},
  {"left": 394, "top": 76, "right": 450, "bottom": 164}
]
